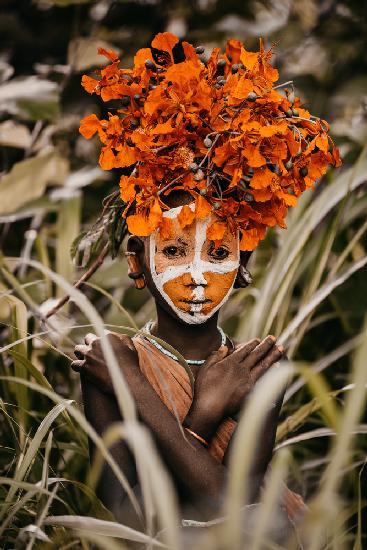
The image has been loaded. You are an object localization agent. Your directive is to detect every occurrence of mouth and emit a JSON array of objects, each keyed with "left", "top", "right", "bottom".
[{"left": 182, "top": 299, "right": 212, "bottom": 305}]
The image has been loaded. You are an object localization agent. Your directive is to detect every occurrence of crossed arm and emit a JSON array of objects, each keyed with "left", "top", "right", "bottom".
[{"left": 76, "top": 334, "right": 284, "bottom": 520}]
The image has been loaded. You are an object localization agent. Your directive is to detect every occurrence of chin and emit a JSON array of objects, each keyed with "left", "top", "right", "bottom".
[
  {"left": 173, "top": 306, "right": 220, "bottom": 325},
  {"left": 178, "top": 312, "right": 212, "bottom": 325}
]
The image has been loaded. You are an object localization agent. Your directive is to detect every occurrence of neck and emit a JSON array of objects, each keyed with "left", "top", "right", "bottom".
[{"left": 151, "top": 303, "right": 222, "bottom": 361}]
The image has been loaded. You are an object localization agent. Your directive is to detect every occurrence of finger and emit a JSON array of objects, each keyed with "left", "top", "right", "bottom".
[
  {"left": 231, "top": 338, "right": 261, "bottom": 361},
  {"left": 74, "top": 344, "right": 90, "bottom": 359},
  {"left": 242, "top": 335, "right": 277, "bottom": 369},
  {"left": 251, "top": 345, "right": 284, "bottom": 381},
  {"left": 85, "top": 333, "right": 98, "bottom": 346},
  {"left": 204, "top": 345, "right": 228, "bottom": 367},
  {"left": 233, "top": 338, "right": 260, "bottom": 351},
  {"left": 71, "top": 359, "right": 86, "bottom": 372}
]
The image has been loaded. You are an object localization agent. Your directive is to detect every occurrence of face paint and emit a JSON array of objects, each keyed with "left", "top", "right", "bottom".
[{"left": 149, "top": 205, "right": 240, "bottom": 324}]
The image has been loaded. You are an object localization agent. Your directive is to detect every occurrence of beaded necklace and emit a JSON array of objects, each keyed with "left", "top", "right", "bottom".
[{"left": 143, "top": 321, "right": 227, "bottom": 366}]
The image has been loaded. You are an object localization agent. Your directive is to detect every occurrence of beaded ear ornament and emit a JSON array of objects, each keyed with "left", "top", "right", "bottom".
[{"left": 79, "top": 32, "right": 341, "bottom": 253}]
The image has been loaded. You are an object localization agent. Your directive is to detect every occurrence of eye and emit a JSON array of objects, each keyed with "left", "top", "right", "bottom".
[
  {"left": 209, "top": 246, "right": 230, "bottom": 261},
  {"left": 162, "top": 245, "right": 185, "bottom": 258}
]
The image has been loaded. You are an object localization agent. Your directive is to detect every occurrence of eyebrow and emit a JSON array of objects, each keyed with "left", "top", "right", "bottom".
[
  {"left": 160, "top": 236, "right": 189, "bottom": 246},
  {"left": 178, "top": 237, "right": 189, "bottom": 246}
]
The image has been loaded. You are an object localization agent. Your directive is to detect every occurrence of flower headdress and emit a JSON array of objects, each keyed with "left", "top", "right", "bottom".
[{"left": 80, "top": 32, "right": 341, "bottom": 252}]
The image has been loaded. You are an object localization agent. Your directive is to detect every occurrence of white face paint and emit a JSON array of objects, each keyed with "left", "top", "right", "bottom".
[{"left": 149, "top": 204, "right": 240, "bottom": 324}]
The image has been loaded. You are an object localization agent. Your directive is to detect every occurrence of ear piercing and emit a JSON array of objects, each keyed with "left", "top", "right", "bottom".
[{"left": 125, "top": 251, "right": 146, "bottom": 289}]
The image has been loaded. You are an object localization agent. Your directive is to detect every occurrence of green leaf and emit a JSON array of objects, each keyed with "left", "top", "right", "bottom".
[{"left": 0, "top": 149, "right": 69, "bottom": 215}]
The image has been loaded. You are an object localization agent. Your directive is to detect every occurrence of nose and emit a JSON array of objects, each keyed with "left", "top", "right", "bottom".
[
  {"left": 189, "top": 268, "right": 207, "bottom": 287},
  {"left": 181, "top": 271, "right": 207, "bottom": 287}
]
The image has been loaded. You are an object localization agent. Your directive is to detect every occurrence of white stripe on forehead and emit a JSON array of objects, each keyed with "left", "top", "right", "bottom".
[
  {"left": 149, "top": 205, "right": 239, "bottom": 324},
  {"left": 162, "top": 204, "right": 188, "bottom": 218}
]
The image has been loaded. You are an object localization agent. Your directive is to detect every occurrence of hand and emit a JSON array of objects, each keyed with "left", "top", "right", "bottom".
[
  {"left": 71, "top": 332, "right": 138, "bottom": 393},
  {"left": 184, "top": 336, "right": 284, "bottom": 440}
]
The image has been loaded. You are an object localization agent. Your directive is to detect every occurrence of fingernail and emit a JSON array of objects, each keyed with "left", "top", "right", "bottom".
[
  {"left": 278, "top": 345, "right": 284, "bottom": 353},
  {"left": 268, "top": 335, "right": 276, "bottom": 342}
]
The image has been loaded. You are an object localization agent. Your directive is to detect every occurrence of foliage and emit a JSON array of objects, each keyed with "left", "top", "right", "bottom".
[{"left": 0, "top": 0, "right": 366, "bottom": 548}]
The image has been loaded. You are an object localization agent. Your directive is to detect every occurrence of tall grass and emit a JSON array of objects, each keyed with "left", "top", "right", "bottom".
[{"left": 1, "top": 134, "right": 366, "bottom": 549}]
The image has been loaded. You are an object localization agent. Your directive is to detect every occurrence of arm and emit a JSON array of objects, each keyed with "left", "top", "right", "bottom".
[
  {"left": 73, "top": 333, "right": 284, "bottom": 511},
  {"left": 80, "top": 374, "right": 139, "bottom": 524},
  {"left": 74, "top": 335, "right": 227, "bottom": 509}
]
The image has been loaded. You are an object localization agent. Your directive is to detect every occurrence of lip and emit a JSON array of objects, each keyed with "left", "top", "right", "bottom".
[{"left": 182, "top": 299, "right": 212, "bottom": 305}]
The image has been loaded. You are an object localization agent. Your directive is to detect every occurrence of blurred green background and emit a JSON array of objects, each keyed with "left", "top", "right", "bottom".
[{"left": 0, "top": 1, "right": 367, "bottom": 548}]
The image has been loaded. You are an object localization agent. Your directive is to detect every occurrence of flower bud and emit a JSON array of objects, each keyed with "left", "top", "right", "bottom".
[
  {"left": 145, "top": 59, "right": 156, "bottom": 70},
  {"left": 299, "top": 166, "right": 308, "bottom": 177},
  {"left": 246, "top": 92, "right": 257, "bottom": 102},
  {"left": 194, "top": 169, "right": 204, "bottom": 181}
]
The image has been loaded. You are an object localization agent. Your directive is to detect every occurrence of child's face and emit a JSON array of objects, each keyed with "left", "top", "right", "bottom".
[{"left": 147, "top": 205, "right": 240, "bottom": 325}]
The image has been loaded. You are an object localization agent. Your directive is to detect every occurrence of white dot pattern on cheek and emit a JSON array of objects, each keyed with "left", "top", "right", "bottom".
[{"left": 149, "top": 205, "right": 240, "bottom": 324}]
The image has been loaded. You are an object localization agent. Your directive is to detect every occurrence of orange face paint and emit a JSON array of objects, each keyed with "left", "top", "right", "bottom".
[{"left": 149, "top": 206, "right": 240, "bottom": 324}]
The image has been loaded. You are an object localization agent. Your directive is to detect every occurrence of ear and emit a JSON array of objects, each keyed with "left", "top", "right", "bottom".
[
  {"left": 234, "top": 251, "right": 253, "bottom": 289},
  {"left": 126, "top": 235, "right": 144, "bottom": 255}
]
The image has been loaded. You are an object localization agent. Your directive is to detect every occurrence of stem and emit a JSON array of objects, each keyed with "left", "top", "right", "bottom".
[
  {"left": 273, "top": 80, "right": 294, "bottom": 90},
  {"left": 199, "top": 133, "right": 221, "bottom": 168},
  {"left": 276, "top": 115, "right": 317, "bottom": 124},
  {"left": 158, "top": 172, "right": 187, "bottom": 196},
  {"left": 45, "top": 242, "right": 110, "bottom": 319},
  {"left": 152, "top": 144, "right": 175, "bottom": 154},
  {"left": 198, "top": 115, "right": 215, "bottom": 132}
]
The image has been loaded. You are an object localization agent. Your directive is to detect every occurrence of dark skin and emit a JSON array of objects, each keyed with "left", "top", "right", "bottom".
[{"left": 72, "top": 236, "right": 285, "bottom": 523}]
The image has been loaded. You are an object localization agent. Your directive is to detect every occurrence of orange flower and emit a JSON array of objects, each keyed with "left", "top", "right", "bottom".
[
  {"left": 80, "top": 32, "right": 341, "bottom": 249},
  {"left": 159, "top": 217, "right": 174, "bottom": 240},
  {"left": 207, "top": 220, "right": 227, "bottom": 242},
  {"left": 195, "top": 195, "right": 212, "bottom": 219},
  {"left": 177, "top": 205, "right": 195, "bottom": 229},
  {"left": 79, "top": 114, "right": 103, "bottom": 139},
  {"left": 99, "top": 147, "right": 115, "bottom": 170}
]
